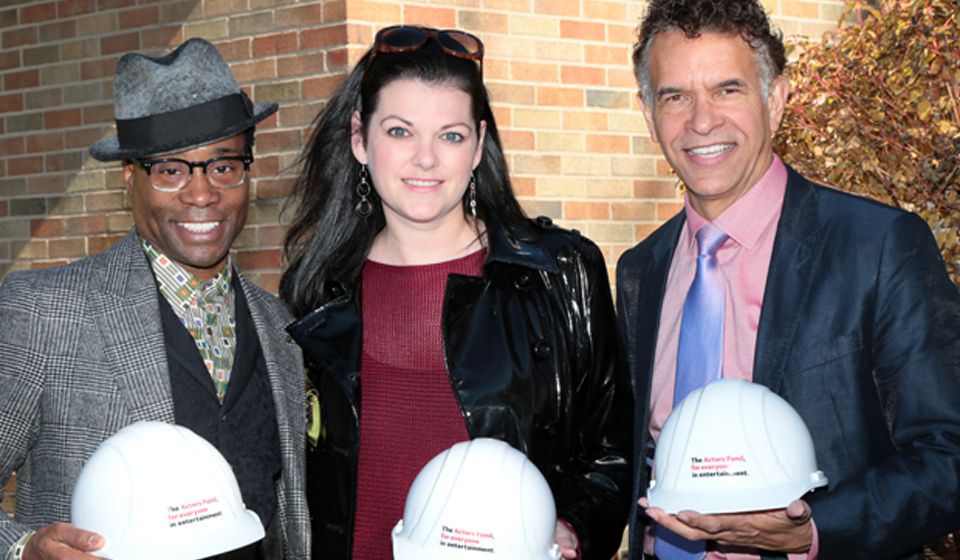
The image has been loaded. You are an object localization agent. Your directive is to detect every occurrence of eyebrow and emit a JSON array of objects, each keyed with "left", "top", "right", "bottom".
[
  {"left": 379, "top": 115, "right": 474, "bottom": 132},
  {"left": 717, "top": 78, "right": 747, "bottom": 89}
]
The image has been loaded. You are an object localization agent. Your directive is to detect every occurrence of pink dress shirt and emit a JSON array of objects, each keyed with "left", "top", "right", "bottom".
[{"left": 644, "top": 156, "right": 819, "bottom": 559}]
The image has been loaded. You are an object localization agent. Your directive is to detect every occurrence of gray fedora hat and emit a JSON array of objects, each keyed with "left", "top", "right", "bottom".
[{"left": 89, "top": 38, "right": 278, "bottom": 161}]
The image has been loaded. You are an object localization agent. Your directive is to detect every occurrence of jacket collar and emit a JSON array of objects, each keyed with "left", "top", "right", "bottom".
[{"left": 484, "top": 218, "right": 561, "bottom": 274}]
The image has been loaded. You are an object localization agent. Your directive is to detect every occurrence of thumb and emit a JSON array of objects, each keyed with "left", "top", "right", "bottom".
[
  {"left": 785, "top": 499, "right": 812, "bottom": 524},
  {"left": 64, "top": 528, "right": 105, "bottom": 551}
]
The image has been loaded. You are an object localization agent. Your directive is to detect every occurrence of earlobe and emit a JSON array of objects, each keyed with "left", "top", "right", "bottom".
[
  {"left": 638, "top": 94, "right": 660, "bottom": 144},
  {"left": 768, "top": 76, "right": 791, "bottom": 133},
  {"left": 473, "top": 120, "right": 487, "bottom": 168},
  {"left": 350, "top": 111, "right": 368, "bottom": 165},
  {"left": 123, "top": 161, "right": 135, "bottom": 191}
]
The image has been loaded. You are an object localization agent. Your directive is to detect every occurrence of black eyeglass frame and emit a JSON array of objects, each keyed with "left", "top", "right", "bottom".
[
  {"left": 137, "top": 154, "right": 254, "bottom": 192},
  {"left": 368, "top": 25, "right": 485, "bottom": 79}
]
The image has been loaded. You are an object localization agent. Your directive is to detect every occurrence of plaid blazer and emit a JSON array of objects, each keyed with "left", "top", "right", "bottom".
[{"left": 0, "top": 229, "right": 309, "bottom": 559}]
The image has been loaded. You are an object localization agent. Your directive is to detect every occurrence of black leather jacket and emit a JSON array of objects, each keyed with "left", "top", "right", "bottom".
[{"left": 287, "top": 217, "right": 633, "bottom": 559}]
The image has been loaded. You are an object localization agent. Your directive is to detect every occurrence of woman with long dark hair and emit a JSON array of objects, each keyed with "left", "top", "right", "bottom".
[{"left": 281, "top": 25, "right": 632, "bottom": 559}]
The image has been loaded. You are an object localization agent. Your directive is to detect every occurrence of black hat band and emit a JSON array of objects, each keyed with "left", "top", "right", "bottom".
[{"left": 115, "top": 93, "right": 254, "bottom": 154}]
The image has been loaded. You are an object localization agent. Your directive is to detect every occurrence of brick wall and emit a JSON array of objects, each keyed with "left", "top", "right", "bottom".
[
  {"left": 0, "top": 0, "right": 846, "bottom": 291},
  {"left": 0, "top": 0, "right": 846, "bottom": 526}
]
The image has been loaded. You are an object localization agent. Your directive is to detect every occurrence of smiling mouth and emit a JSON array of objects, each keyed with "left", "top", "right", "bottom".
[
  {"left": 404, "top": 179, "right": 442, "bottom": 187},
  {"left": 686, "top": 144, "right": 735, "bottom": 157},
  {"left": 178, "top": 221, "right": 220, "bottom": 233}
]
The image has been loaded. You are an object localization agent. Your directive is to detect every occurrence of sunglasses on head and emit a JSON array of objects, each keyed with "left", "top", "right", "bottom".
[{"left": 369, "top": 25, "right": 485, "bottom": 78}]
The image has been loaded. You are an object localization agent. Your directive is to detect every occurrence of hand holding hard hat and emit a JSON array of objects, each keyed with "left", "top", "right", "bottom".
[
  {"left": 70, "top": 421, "right": 265, "bottom": 560},
  {"left": 643, "top": 379, "right": 828, "bottom": 552}
]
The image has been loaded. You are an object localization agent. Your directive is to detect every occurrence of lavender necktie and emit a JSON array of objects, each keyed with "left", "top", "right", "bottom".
[{"left": 655, "top": 223, "right": 729, "bottom": 560}]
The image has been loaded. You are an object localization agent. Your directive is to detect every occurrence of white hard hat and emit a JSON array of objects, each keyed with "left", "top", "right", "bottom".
[
  {"left": 648, "top": 379, "right": 828, "bottom": 514},
  {"left": 71, "top": 421, "right": 264, "bottom": 560},
  {"left": 392, "top": 438, "right": 562, "bottom": 560}
]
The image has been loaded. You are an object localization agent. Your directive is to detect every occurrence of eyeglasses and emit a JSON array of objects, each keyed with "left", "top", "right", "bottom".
[
  {"left": 370, "top": 25, "right": 485, "bottom": 78},
  {"left": 137, "top": 155, "right": 253, "bottom": 193}
]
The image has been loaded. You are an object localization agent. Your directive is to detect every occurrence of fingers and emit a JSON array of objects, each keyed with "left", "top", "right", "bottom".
[
  {"left": 26, "top": 523, "right": 104, "bottom": 560},
  {"left": 785, "top": 499, "right": 812, "bottom": 523}
]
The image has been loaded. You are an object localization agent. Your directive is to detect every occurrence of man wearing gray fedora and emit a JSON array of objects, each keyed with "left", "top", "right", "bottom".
[{"left": 0, "top": 39, "right": 309, "bottom": 560}]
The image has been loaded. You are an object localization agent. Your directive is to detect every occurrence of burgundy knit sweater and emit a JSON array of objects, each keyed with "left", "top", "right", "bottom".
[{"left": 351, "top": 249, "right": 485, "bottom": 559}]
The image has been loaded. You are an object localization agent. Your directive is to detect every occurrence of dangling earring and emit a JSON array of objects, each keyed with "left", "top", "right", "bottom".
[
  {"left": 468, "top": 173, "right": 477, "bottom": 218},
  {"left": 355, "top": 165, "right": 373, "bottom": 218}
]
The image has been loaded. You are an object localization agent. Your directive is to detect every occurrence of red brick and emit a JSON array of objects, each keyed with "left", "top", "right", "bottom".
[
  {"left": 45, "top": 151, "right": 82, "bottom": 172},
  {"left": 323, "top": 0, "right": 346, "bottom": 22},
  {"left": 49, "top": 238, "right": 87, "bottom": 258},
  {"left": 611, "top": 201, "right": 655, "bottom": 221},
  {"left": 0, "top": 51, "right": 20, "bottom": 72},
  {"left": 64, "top": 127, "right": 105, "bottom": 149},
  {"left": 82, "top": 104, "right": 113, "bottom": 125},
  {"left": 118, "top": 6, "right": 158, "bottom": 28},
  {"left": 537, "top": 87, "right": 583, "bottom": 107},
  {"left": 0, "top": 93, "right": 23, "bottom": 113},
  {"left": 8, "top": 156, "right": 44, "bottom": 176},
  {"left": 44, "top": 108, "right": 82, "bottom": 128},
  {"left": 213, "top": 38, "right": 250, "bottom": 61},
  {"left": 656, "top": 201, "right": 683, "bottom": 220},
  {"left": 33, "top": 260, "right": 74, "bottom": 270},
  {"left": 97, "top": 0, "right": 136, "bottom": 9},
  {"left": 232, "top": 59, "right": 275, "bottom": 83},
  {"left": 141, "top": 26, "right": 184, "bottom": 50},
  {"left": 513, "top": 176, "right": 535, "bottom": 197},
  {"left": 27, "top": 175, "right": 65, "bottom": 194},
  {"left": 255, "top": 178, "right": 295, "bottom": 200},
  {"left": 534, "top": 0, "right": 579, "bottom": 16},
  {"left": 252, "top": 31, "right": 298, "bottom": 57},
  {"left": 256, "top": 130, "right": 301, "bottom": 153},
  {"left": 403, "top": 6, "right": 455, "bottom": 27},
  {"left": 81, "top": 58, "right": 116, "bottom": 80},
  {"left": 0, "top": 137, "right": 24, "bottom": 156},
  {"left": 586, "top": 44, "right": 628, "bottom": 66},
  {"left": 303, "top": 74, "right": 344, "bottom": 99},
  {"left": 26, "top": 132, "right": 64, "bottom": 153},
  {"left": 561, "top": 65, "right": 604, "bottom": 86},
  {"left": 275, "top": 4, "right": 325, "bottom": 28},
  {"left": 300, "top": 26, "right": 345, "bottom": 50},
  {"left": 101, "top": 32, "right": 138, "bottom": 55},
  {"left": 501, "top": 130, "right": 535, "bottom": 151},
  {"left": 326, "top": 48, "right": 348, "bottom": 70},
  {"left": 38, "top": 20, "right": 77, "bottom": 42},
  {"left": 31, "top": 217, "right": 65, "bottom": 237},
  {"left": 88, "top": 233, "right": 125, "bottom": 254},
  {"left": 249, "top": 155, "right": 279, "bottom": 178},
  {"left": 85, "top": 191, "right": 125, "bottom": 212},
  {"left": 235, "top": 248, "right": 281, "bottom": 270},
  {"left": 0, "top": 201, "right": 7, "bottom": 217},
  {"left": 21, "top": 2, "right": 57, "bottom": 23},
  {"left": 565, "top": 201, "right": 609, "bottom": 220},
  {"left": 278, "top": 53, "right": 324, "bottom": 78},
  {"left": 3, "top": 27, "right": 37, "bottom": 49},
  {"left": 635, "top": 223, "right": 659, "bottom": 241},
  {"left": 586, "top": 134, "right": 629, "bottom": 153},
  {"left": 560, "top": 20, "right": 604, "bottom": 41},
  {"left": 26, "top": 88, "right": 63, "bottom": 110},
  {"left": 634, "top": 180, "right": 677, "bottom": 199},
  {"left": 57, "top": 0, "right": 97, "bottom": 18},
  {"left": 4, "top": 70, "right": 39, "bottom": 90},
  {"left": 64, "top": 214, "right": 107, "bottom": 235}
]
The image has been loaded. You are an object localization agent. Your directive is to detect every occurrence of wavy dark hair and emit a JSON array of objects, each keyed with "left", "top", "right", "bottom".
[
  {"left": 280, "top": 36, "right": 527, "bottom": 317},
  {"left": 632, "top": 0, "right": 787, "bottom": 104}
]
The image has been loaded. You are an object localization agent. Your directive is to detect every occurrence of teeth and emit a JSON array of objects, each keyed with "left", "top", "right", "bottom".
[
  {"left": 688, "top": 144, "right": 734, "bottom": 156},
  {"left": 406, "top": 179, "right": 440, "bottom": 187},
  {"left": 180, "top": 222, "right": 219, "bottom": 233}
]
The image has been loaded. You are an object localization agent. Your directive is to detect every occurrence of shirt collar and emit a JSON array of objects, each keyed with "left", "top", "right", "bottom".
[
  {"left": 140, "top": 235, "right": 233, "bottom": 304},
  {"left": 683, "top": 155, "right": 787, "bottom": 252}
]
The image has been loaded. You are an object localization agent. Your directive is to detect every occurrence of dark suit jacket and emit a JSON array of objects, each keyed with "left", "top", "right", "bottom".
[{"left": 617, "top": 166, "right": 960, "bottom": 560}]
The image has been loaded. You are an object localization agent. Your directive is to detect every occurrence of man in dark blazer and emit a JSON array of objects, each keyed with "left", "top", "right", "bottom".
[
  {"left": 0, "top": 39, "right": 309, "bottom": 559},
  {"left": 618, "top": 1, "right": 960, "bottom": 559}
]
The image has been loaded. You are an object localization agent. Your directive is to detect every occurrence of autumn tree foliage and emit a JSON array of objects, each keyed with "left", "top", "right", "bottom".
[{"left": 774, "top": 0, "right": 960, "bottom": 286}]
